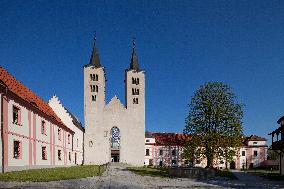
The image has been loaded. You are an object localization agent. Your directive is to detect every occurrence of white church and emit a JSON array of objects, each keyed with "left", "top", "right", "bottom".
[{"left": 83, "top": 38, "right": 145, "bottom": 166}]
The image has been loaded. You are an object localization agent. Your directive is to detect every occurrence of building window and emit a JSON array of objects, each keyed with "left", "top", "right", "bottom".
[
  {"left": 254, "top": 151, "right": 258, "bottom": 157},
  {"left": 77, "top": 138, "right": 79, "bottom": 147},
  {"left": 92, "top": 95, "right": 96, "bottom": 101},
  {"left": 89, "top": 141, "right": 93, "bottom": 147},
  {"left": 95, "top": 85, "right": 98, "bottom": 92},
  {"left": 90, "top": 74, "right": 95, "bottom": 81},
  {"left": 133, "top": 98, "right": 138, "bottom": 104},
  {"left": 196, "top": 159, "right": 201, "bottom": 164},
  {"left": 90, "top": 74, "right": 98, "bottom": 81},
  {"left": 12, "top": 105, "right": 20, "bottom": 125},
  {"left": 172, "top": 160, "right": 177, "bottom": 165},
  {"left": 68, "top": 134, "right": 71, "bottom": 144},
  {"left": 69, "top": 152, "right": 71, "bottom": 162},
  {"left": 146, "top": 149, "right": 150, "bottom": 156},
  {"left": 253, "top": 142, "right": 258, "bottom": 145},
  {"left": 91, "top": 85, "right": 95, "bottom": 92},
  {"left": 146, "top": 139, "right": 150, "bottom": 142},
  {"left": 220, "top": 160, "right": 224, "bottom": 164},
  {"left": 58, "top": 129, "right": 61, "bottom": 141},
  {"left": 132, "top": 77, "right": 139, "bottom": 85},
  {"left": 13, "top": 140, "right": 21, "bottom": 159},
  {"left": 41, "top": 120, "right": 46, "bottom": 135},
  {"left": 159, "top": 150, "right": 163, "bottom": 156},
  {"left": 42, "top": 146, "right": 47, "bottom": 160},
  {"left": 159, "top": 161, "right": 163, "bottom": 167},
  {"left": 58, "top": 150, "right": 62, "bottom": 161},
  {"left": 172, "top": 149, "right": 177, "bottom": 156},
  {"left": 132, "top": 88, "right": 139, "bottom": 95},
  {"left": 242, "top": 151, "right": 246, "bottom": 156}
]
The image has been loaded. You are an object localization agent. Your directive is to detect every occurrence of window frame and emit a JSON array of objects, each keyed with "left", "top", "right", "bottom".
[
  {"left": 58, "top": 149, "right": 62, "bottom": 161},
  {"left": 12, "top": 105, "right": 21, "bottom": 125},
  {"left": 42, "top": 146, "right": 47, "bottom": 160},
  {"left": 13, "top": 140, "right": 22, "bottom": 159},
  {"left": 146, "top": 149, "right": 150, "bottom": 156}
]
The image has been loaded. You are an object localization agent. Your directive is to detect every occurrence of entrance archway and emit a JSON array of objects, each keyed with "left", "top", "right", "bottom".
[{"left": 110, "top": 127, "right": 120, "bottom": 162}]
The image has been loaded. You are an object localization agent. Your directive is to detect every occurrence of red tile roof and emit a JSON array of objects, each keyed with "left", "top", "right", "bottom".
[
  {"left": 0, "top": 66, "right": 73, "bottom": 133},
  {"left": 151, "top": 132, "right": 191, "bottom": 146}
]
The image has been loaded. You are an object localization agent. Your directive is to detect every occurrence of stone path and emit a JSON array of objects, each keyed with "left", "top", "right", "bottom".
[{"left": 0, "top": 164, "right": 284, "bottom": 188}]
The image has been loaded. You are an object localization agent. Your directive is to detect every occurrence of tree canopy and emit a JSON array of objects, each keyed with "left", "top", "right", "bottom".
[{"left": 184, "top": 82, "right": 243, "bottom": 168}]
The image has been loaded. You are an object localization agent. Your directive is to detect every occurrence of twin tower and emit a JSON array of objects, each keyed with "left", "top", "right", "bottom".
[{"left": 83, "top": 38, "right": 145, "bottom": 166}]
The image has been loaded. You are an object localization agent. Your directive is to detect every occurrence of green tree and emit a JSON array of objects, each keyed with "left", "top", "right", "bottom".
[
  {"left": 267, "top": 146, "right": 278, "bottom": 160},
  {"left": 184, "top": 82, "right": 243, "bottom": 168}
]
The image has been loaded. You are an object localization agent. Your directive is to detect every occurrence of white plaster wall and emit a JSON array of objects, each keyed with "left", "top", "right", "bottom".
[
  {"left": 248, "top": 141, "right": 266, "bottom": 146},
  {"left": 8, "top": 135, "right": 29, "bottom": 166}
]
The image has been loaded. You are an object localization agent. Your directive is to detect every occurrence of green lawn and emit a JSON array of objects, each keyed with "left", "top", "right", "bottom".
[
  {"left": 127, "top": 167, "right": 169, "bottom": 178},
  {"left": 0, "top": 164, "right": 106, "bottom": 182}
]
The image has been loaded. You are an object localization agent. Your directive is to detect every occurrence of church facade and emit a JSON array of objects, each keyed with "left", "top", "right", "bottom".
[{"left": 83, "top": 39, "right": 145, "bottom": 166}]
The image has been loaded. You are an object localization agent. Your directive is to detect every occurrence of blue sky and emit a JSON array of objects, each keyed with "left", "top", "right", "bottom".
[{"left": 1, "top": 1, "right": 284, "bottom": 144}]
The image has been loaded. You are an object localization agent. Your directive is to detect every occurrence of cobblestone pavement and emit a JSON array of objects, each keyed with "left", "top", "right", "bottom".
[{"left": 0, "top": 164, "right": 284, "bottom": 189}]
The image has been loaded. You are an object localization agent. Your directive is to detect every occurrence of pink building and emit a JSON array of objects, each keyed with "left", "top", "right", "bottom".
[
  {"left": 0, "top": 66, "right": 84, "bottom": 172},
  {"left": 145, "top": 132, "right": 267, "bottom": 169}
]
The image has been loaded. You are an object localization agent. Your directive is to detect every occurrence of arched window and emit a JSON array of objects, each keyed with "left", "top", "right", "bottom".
[{"left": 111, "top": 127, "right": 120, "bottom": 149}]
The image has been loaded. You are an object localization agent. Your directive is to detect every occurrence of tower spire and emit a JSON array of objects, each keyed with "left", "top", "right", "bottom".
[
  {"left": 88, "top": 32, "right": 102, "bottom": 68},
  {"left": 130, "top": 38, "right": 139, "bottom": 71}
]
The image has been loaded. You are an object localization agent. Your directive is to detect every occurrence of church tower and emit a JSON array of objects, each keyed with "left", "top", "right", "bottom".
[{"left": 83, "top": 36, "right": 106, "bottom": 164}]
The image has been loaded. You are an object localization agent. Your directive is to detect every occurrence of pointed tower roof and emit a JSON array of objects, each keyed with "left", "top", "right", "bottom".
[
  {"left": 129, "top": 39, "right": 140, "bottom": 71},
  {"left": 85, "top": 34, "right": 102, "bottom": 68}
]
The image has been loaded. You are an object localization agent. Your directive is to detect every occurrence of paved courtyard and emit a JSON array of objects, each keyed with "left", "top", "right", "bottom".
[{"left": 0, "top": 163, "right": 284, "bottom": 189}]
